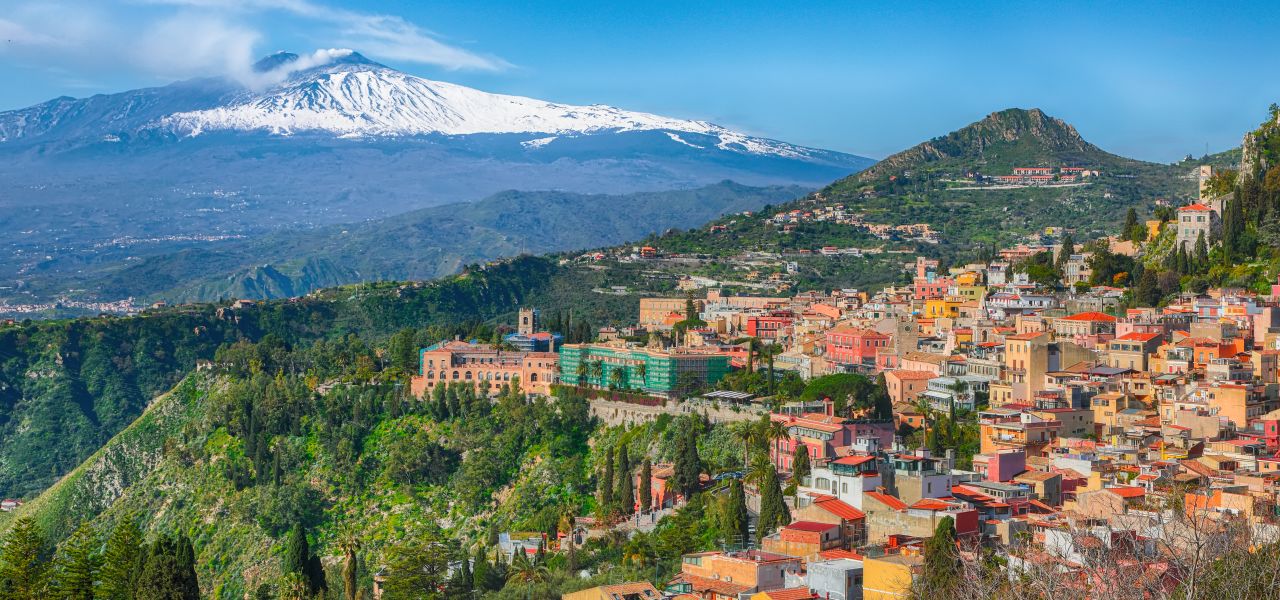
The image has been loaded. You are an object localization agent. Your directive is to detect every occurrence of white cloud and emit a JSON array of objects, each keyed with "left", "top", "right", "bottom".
[
  {"left": 140, "top": 0, "right": 509, "bottom": 70},
  {"left": 0, "top": 0, "right": 508, "bottom": 88}
]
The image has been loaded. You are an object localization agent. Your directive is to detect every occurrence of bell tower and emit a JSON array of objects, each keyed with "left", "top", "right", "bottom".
[{"left": 518, "top": 307, "right": 539, "bottom": 336}]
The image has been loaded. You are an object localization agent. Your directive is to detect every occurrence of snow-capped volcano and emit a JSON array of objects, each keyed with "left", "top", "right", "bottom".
[{"left": 151, "top": 51, "right": 815, "bottom": 159}]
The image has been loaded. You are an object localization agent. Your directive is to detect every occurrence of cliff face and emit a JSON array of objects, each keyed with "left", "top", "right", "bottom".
[{"left": 1240, "top": 109, "right": 1280, "bottom": 179}]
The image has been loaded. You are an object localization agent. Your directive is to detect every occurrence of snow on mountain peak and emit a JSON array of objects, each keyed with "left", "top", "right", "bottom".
[{"left": 154, "top": 51, "right": 814, "bottom": 159}]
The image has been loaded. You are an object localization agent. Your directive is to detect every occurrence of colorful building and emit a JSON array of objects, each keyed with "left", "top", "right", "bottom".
[
  {"left": 824, "top": 327, "right": 891, "bottom": 369},
  {"left": 558, "top": 344, "right": 730, "bottom": 396},
  {"left": 410, "top": 340, "right": 558, "bottom": 397}
]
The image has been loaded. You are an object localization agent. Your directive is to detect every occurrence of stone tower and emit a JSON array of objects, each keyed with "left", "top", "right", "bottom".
[{"left": 518, "top": 307, "right": 539, "bottom": 336}]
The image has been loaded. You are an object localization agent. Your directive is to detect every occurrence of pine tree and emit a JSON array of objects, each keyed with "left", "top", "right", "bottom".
[
  {"left": 791, "top": 444, "right": 811, "bottom": 484},
  {"left": 52, "top": 522, "right": 101, "bottom": 600},
  {"left": 0, "top": 516, "right": 49, "bottom": 600},
  {"left": 921, "top": 516, "right": 961, "bottom": 596},
  {"left": 1136, "top": 269, "right": 1161, "bottom": 307},
  {"left": 100, "top": 519, "right": 144, "bottom": 600},
  {"left": 616, "top": 445, "right": 634, "bottom": 515},
  {"left": 453, "top": 545, "right": 473, "bottom": 596},
  {"left": 871, "top": 374, "right": 893, "bottom": 420},
  {"left": 639, "top": 458, "right": 653, "bottom": 513},
  {"left": 600, "top": 446, "right": 615, "bottom": 516}
]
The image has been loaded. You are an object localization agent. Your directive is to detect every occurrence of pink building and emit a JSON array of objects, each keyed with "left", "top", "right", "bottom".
[{"left": 825, "top": 327, "right": 891, "bottom": 368}]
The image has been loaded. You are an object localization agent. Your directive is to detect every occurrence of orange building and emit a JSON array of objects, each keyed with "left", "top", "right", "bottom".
[{"left": 410, "top": 340, "right": 558, "bottom": 397}]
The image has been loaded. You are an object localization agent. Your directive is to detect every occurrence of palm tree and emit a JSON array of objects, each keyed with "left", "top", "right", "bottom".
[
  {"left": 588, "top": 360, "right": 604, "bottom": 383},
  {"left": 575, "top": 361, "right": 588, "bottom": 386},
  {"left": 760, "top": 415, "right": 789, "bottom": 460},
  {"left": 609, "top": 367, "right": 624, "bottom": 389},
  {"left": 730, "top": 420, "right": 762, "bottom": 468},
  {"left": 745, "top": 451, "right": 774, "bottom": 490},
  {"left": 633, "top": 363, "right": 647, "bottom": 390},
  {"left": 506, "top": 552, "right": 550, "bottom": 585}
]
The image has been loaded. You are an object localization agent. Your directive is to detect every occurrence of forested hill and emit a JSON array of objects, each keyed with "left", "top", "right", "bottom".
[{"left": 0, "top": 256, "right": 630, "bottom": 499}]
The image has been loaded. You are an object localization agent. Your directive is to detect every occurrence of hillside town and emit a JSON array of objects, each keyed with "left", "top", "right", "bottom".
[{"left": 403, "top": 190, "right": 1280, "bottom": 600}]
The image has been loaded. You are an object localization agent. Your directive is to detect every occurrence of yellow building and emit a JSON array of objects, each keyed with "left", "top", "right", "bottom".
[
  {"left": 923, "top": 296, "right": 963, "bottom": 320},
  {"left": 863, "top": 553, "right": 924, "bottom": 600}
]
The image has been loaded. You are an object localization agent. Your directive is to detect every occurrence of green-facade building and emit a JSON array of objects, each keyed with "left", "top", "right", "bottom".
[{"left": 559, "top": 344, "right": 730, "bottom": 396}]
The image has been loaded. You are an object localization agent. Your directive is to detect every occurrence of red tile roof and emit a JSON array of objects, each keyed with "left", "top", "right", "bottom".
[
  {"left": 758, "top": 588, "right": 819, "bottom": 600},
  {"left": 1117, "top": 332, "right": 1161, "bottom": 342},
  {"left": 1179, "top": 203, "right": 1212, "bottom": 211},
  {"left": 865, "top": 491, "right": 908, "bottom": 510},
  {"left": 810, "top": 494, "right": 867, "bottom": 520},
  {"left": 819, "top": 549, "right": 865, "bottom": 560},
  {"left": 831, "top": 455, "right": 877, "bottom": 467},
  {"left": 887, "top": 369, "right": 937, "bottom": 380},
  {"left": 784, "top": 520, "right": 840, "bottom": 533},
  {"left": 1106, "top": 486, "right": 1146, "bottom": 499},
  {"left": 1062, "top": 311, "right": 1118, "bottom": 322}
]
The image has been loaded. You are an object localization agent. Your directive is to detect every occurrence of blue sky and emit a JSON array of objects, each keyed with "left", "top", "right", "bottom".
[{"left": 2, "top": 0, "right": 1278, "bottom": 161}]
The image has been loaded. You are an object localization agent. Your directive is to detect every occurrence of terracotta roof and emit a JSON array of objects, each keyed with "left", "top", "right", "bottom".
[
  {"left": 1006, "top": 331, "right": 1048, "bottom": 341},
  {"left": 819, "top": 549, "right": 865, "bottom": 560},
  {"left": 668, "top": 573, "right": 751, "bottom": 596},
  {"left": 784, "top": 520, "right": 840, "bottom": 533},
  {"left": 887, "top": 369, "right": 937, "bottom": 380},
  {"left": 910, "top": 498, "right": 955, "bottom": 511},
  {"left": 864, "top": 491, "right": 908, "bottom": 510},
  {"left": 831, "top": 455, "right": 876, "bottom": 467},
  {"left": 758, "top": 588, "right": 819, "bottom": 600},
  {"left": 1116, "top": 332, "right": 1161, "bottom": 342},
  {"left": 1179, "top": 203, "right": 1212, "bottom": 211},
  {"left": 1105, "top": 486, "right": 1146, "bottom": 499},
  {"left": 1062, "top": 311, "right": 1118, "bottom": 322},
  {"left": 596, "top": 582, "right": 663, "bottom": 597},
  {"left": 810, "top": 494, "right": 867, "bottom": 520}
]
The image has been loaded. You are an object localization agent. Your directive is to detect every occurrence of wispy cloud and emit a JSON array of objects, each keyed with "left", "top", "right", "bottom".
[
  {"left": 141, "top": 0, "right": 510, "bottom": 70},
  {"left": 0, "top": 0, "right": 507, "bottom": 88}
]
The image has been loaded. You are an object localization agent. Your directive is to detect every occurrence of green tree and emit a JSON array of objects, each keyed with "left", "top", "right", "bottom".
[
  {"left": 472, "top": 546, "right": 495, "bottom": 592},
  {"left": 1135, "top": 269, "right": 1161, "bottom": 307},
  {"left": 0, "top": 517, "right": 49, "bottom": 600},
  {"left": 616, "top": 444, "right": 634, "bottom": 515},
  {"left": 639, "top": 458, "right": 653, "bottom": 513},
  {"left": 1121, "top": 210, "right": 1138, "bottom": 241},
  {"left": 339, "top": 535, "right": 360, "bottom": 600},
  {"left": 51, "top": 522, "right": 101, "bottom": 600},
  {"left": 599, "top": 446, "right": 615, "bottom": 516},
  {"left": 1194, "top": 231, "right": 1209, "bottom": 273},
  {"left": 505, "top": 552, "right": 549, "bottom": 586},
  {"left": 281, "top": 525, "right": 326, "bottom": 597},
  {"left": 381, "top": 536, "right": 449, "bottom": 600},
  {"left": 135, "top": 535, "right": 199, "bottom": 600},
  {"left": 791, "top": 444, "right": 811, "bottom": 485},
  {"left": 721, "top": 479, "right": 749, "bottom": 548},
  {"left": 100, "top": 520, "right": 144, "bottom": 600},
  {"left": 671, "top": 422, "right": 703, "bottom": 498},
  {"left": 755, "top": 463, "right": 790, "bottom": 541},
  {"left": 1056, "top": 231, "right": 1076, "bottom": 269},
  {"left": 920, "top": 516, "right": 961, "bottom": 597}
]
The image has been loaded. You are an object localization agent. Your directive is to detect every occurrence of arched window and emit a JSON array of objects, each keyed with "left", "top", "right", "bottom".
[
  {"left": 530, "top": 373, "right": 539, "bottom": 382},
  {"left": 465, "top": 371, "right": 473, "bottom": 380},
  {"left": 427, "top": 371, "right": 434, "bottom": 379},
  {"left": 452, "top": 371, "right": 460, "bottom": 380}
]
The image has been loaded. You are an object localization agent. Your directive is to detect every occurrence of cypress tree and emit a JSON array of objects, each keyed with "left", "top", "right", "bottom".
[
  {"left": 282, "top": 526, "right": 309, "bottom": 582},
  {"left": 0, "top": 516, "right": 49, "bottom": 600},
  {"left": 792, "top": 444, "right": 811, "bottom": 484},
  {"left": 1194, "top": 231, "right": 1209, "bottom": 273},
  {"left": 722, "top": 479, "right": 749, "bottom": 548},
  {"left": 921, "top": 516, "right": 961, "bottom": 596},
  {"left": 472, "top": 546, "right": 494, "bottom": 592},
  {"left": 639, "top": 458, "right": 653, "bottom": 513},
  {"left": 600, "top": 446, "right": 615, "bottom": 514},
  {"left": 52, "top": 522, "right": 101, "bottom": 600},
  {"left": 100, "top": 519, "right": 144, "bottom": 600},
  {"left": 756, "top": 463, "right": 790, "bottom": 541},
  {"left": 136, "top": 535, "right": 199, "bottom": 600},
  {"left": 616, "top": 445, "right": 634, "bottom": 515},
  {"left": 1121, "top": 209, "right": 1138, "bottom": 241},
  {"left": 453, "top": 546, "right": 473, "bottom": 595},
  {"left": 671, "top": 425, "right": 703, "bottom": 498}
]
